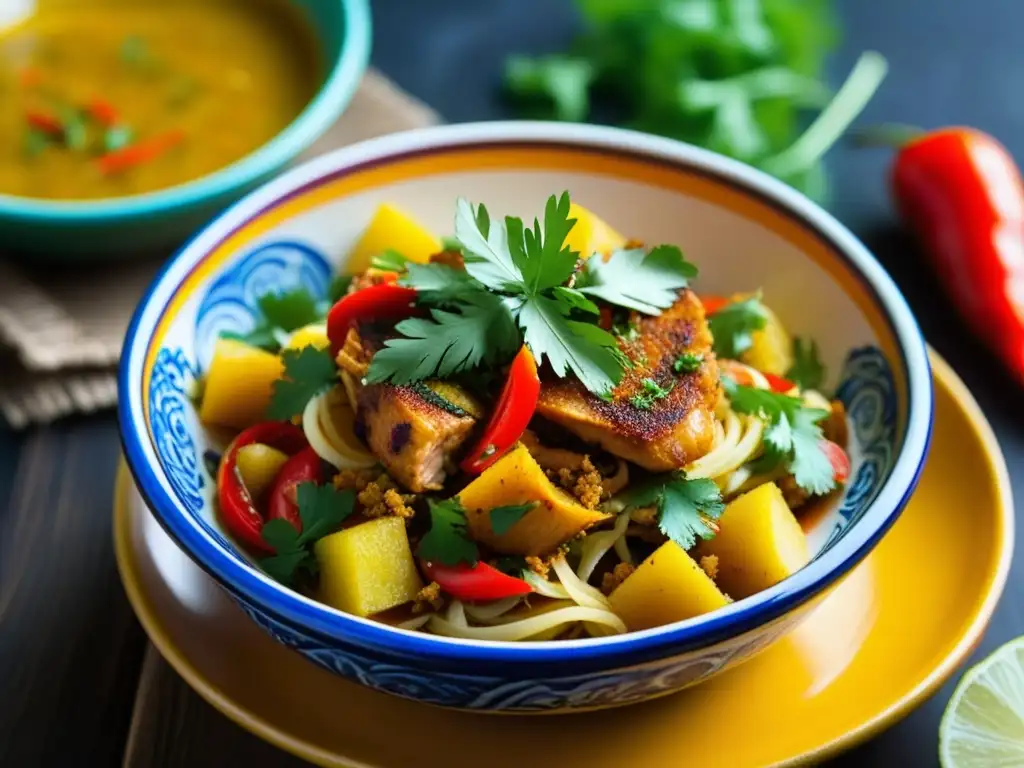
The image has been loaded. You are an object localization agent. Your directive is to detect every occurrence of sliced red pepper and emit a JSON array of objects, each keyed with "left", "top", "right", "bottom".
[
  {"left": 699, "top": 295, "right": 730, "bottom": 315},
  {"left": 763, "top": 372, "right": 796, "bottom": 393},
  {"left": 96, "top": 129, "right": 185, "bottom": 175},
  {"left": 87, "top": 98, "right": 120, "bottom": 127},
  {"left": 421, "top": 561, "right": 532, "bottom": 602},
  {"left": 217, "top": 422, "right": 307, "bottom": 553},
  {"left": 461, "top": 345, "right": 541, "bottom": 474},
  {"left": 821, "top": 439, "right": 851, "bottom": 484},
  {"left": 326, "top": 281, "right": 418, "bottom": 356},
  {"left": 266, "top": 446, "right": 323, "bottom": 532},
  {"left": 26, "top": 110, "right": 63, "bottom": 136}
]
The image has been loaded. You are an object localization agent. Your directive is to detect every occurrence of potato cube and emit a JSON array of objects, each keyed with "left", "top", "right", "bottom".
[
  {"left": 199, "top": 338, "right": 284, "bottom": 430},
  {"left": 345, "top": 203, "right": 441, "bottom": 274},
  {"left": 563, "top": 203, "right": 627, "bottom": 258},
  {"left": 314, "top": 517, "right": 423, "bottom": 617}
]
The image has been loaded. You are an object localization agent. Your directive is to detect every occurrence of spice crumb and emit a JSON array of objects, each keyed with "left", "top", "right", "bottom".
[{"left": 601, "top": 562, "right": 636, "bottom": 595}]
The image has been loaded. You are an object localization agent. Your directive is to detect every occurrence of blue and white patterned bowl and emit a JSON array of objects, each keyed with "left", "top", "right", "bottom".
[{"left": 118, "top": 123, "right": 933, "bottom": 713}]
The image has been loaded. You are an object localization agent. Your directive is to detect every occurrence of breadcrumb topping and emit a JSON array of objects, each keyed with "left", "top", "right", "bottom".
[
  {"left": 700, "top": 554, "right": 719, "bottom": 581},
  {"left": 332, "top": 468, "right": 378, "bottom": 493},
  {"left": 525, "top": 555, "right": 552, "bottom": 579},
  {"left": 358, "top": 482, "right": 416, "bottom": 520},
  {"left": 601, "top": 562, "right": 636, "bottom": 595},
  {"left": 555, "top": 456, "right": 603, "bottom": 509},
  {"left": 778, "top": 474, "right": 810, "bottom": 510},
  {"left": 412, "top": 582, "right": 443, "bottom": 613}
]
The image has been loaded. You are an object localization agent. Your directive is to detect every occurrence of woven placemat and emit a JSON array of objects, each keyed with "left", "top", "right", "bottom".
[{"left": 0, "top": 69, "right": 440, "bottom": 429}]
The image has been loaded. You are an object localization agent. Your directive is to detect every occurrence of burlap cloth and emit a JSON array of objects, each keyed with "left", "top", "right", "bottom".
[{"left": 0, "top": 70, "right": 440, "bottom": 428}]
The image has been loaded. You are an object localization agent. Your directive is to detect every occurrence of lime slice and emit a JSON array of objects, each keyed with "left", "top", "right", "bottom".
[{"left": 940, "top": 637, "right": 1024, "bottom": 767}]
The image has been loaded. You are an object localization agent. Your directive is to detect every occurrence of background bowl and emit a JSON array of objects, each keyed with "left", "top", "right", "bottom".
[
  {"left": 0, "top": 0, "right": 370, "bottom": 260},
  {"left": 119, "top": 122, "right": 933, "bottom": 713}
]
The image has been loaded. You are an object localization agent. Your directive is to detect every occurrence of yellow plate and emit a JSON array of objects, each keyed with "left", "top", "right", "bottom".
[{"left": 113, "top": 352, "right": 1013, "bottom": 768}]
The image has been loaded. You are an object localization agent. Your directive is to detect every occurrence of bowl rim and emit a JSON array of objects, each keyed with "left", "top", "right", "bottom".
[
  {"left": 119, "top": 121, "right": 934, "bottom": 668},
  {"left": 0, "top": 0, "right": 371, "bottom": 221}
]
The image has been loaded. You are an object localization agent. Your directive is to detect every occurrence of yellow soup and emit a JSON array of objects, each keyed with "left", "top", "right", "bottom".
[{"left": 0, "top": 0, "right": 321, "bottom": 200}]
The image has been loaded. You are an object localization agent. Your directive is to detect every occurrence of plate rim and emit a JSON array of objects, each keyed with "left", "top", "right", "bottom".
[{"left": 113, "top": 350, "right": 1013, "bottom": 768}]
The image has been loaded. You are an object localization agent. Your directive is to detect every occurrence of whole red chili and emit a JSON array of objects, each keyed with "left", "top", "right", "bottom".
[
  {"left": 217, "top": 422, "right": 308, "bottom": 553},
  {"left": 266, "top": 447, "right": 323, "bottom": 532},
  {"left": 461, "top": 345, "right": 541, "bottom": 474},
  {"left": 420, "top": 560, "right": 533, "bottom": 602},
  {"left": 887, "top": 127, "right": 1024, "bottom": 382},
  {"left": 326, "top": 279, "right": 419, "bottom": 356}
]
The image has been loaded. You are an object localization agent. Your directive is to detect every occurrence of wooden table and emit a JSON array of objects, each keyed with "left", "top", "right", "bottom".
[{"left": 2, "top": 1, "right": 1023, "bottom": 765}]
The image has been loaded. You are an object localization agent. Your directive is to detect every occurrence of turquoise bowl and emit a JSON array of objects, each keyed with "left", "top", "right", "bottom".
[{"left": 0, "top": 0, "right": 370, "bottom": 260}]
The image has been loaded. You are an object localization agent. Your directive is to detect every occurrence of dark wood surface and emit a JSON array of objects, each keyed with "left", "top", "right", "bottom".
[{"left": 2, "top": 1, "right": 1022, "bottom": 766}]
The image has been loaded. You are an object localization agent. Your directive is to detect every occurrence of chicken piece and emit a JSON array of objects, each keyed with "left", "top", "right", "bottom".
[
  {"left": 536, "top": 290, "right": 720, "bottom": 471},
  {"left": 336, "top": 326, "right": 481, "bottom": 492}
]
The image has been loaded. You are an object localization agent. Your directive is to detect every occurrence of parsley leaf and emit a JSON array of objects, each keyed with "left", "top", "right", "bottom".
[
  {"left": 400, "top": 262, "right": 484, "bottom": 306},
  {"left": 258, "top": 289, "right": 321, "bottom": 332},
  {"left": 328, "top": 274, "right": 353, "bottom": 303},
  {"left": 787, "top": 337, "right": 826, "bottom": 390},
  {"left": 724, "top": 377, "right": 834, "bottom": 495},
  {"left": 512, "top": 191, "right": 580, "bottom": 293},
  {"left": 576, "top": 245, "right": 698, "bottom": 314},
  {"left": 454, "top": 199, "right": 525, "bottom": 292},
  {"left": 551, "top": 286, "right": 600, "bottom": 315},
  {"left": 259, "top": 483, "right": 356, "bottom": 585},
  {"left": 365, "top": 292, "right": 519, "bottom": 385},
  {"left": 489, "top": 502, "right": 536, "bottom": 536},
  {"left": 622, "top": 473, "right": 724, "bottom": 550},
  {"left": 418, "top": 498, "right": 479, "bottom": 566},
  {"left": 267, "top": 346, "right": 337, "bottom": 421},
  {"left": 221, "top": 325, "right": 280, "bottom": 353},
  {"left": 708, "top": 296, "right": 768, "bottom": 359},
  {"left": 629, "top": 377, "right": 674, "bottom": 409},
  {"left": 504, "top": 54, "right": 595, "bottom": 122},
  {"left": 673, "top": 352, "right": 704, "bottom": 374},
  {"left": 371, "top": 249, "right": 410, "bottom": 272}
]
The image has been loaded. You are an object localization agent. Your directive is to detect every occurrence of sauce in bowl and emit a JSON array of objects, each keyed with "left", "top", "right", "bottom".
[{"left": 0, "top": 0, "right": 321, "bottom": 200}]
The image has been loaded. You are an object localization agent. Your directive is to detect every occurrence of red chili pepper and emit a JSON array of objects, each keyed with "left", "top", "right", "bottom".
[
  {"left": 326, "top": 281, "right": 418, "bottom": 355},
  {"left": 87, "top": 98, "right": 120, "bottom": 127},
  {"left": 421, "top": 561, "right": 533, "bottom": 602},
  {"left": 266, "top": 447, "right": 323, "bottom": 532},
  {"left": 461, "top": 346, "right": 541, "bottom": 474},
  {"left": 821, "top": 439, "right": 851, "bottom": 484},
  {"left": 699, "top": 295, "right": 729, "bottom": 315},
  {"left": 763, "top": 372, "right": 796, "bottom": 393},
  {"left": 217, "top": 422, "right": 308, "bottom": 553},
  {"left": 887, "top": 127, "right": 1024, "bottom": 382},
  {"left": 25, "top": 110, "right": 63, "bottom": 136},
  {"left": 96, "top": 129, "right": 185, "bottom": 175}
]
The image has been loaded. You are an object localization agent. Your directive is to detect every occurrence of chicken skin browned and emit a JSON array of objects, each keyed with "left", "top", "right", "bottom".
[{"left": 536, "top": 290, "right": 720, "bottom": 471}]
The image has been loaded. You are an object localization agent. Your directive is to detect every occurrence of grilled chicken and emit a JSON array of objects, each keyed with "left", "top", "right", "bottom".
[
  {"left": 536, "top": 289, "right": 720, "bottom": 471},
  {"left": 336, "top": 326, "right": 481, "bottom": 492}
]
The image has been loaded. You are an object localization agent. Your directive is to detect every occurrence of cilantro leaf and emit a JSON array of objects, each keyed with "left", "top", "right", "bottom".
[
  {"left": 418, "top": 498, "right": 479, "bottom": 566},
  {"left": 708, "top": 296, "right": 768, "bottom": 358},
  {"left": 371, "top": 249, "right": 410, "bottom": 272},
  {"left": 221, "top": 325, "right": 279, "bottom": 353},
  {"left": 673, "top": 352, "right": 704, "bottom": 374},
  {"left": 551, "top": 286, "right": 600, "bottom": 315},
  {"left": 623, "top": 473, "right": 724, "bottom": 550},
  {"left": 514, "top": 191, "right": 580, "bottom": 293},
  {"left": 787, "top": 337, "right": 826, "bottom": 391},
  {"left": 454, "top": 199, "right": 524, "bottom": 292},
  {"left": 258, "top": 289, "right": 321, "bottom": 333},
  {"left": 260, "top": 550, "right": 312, "bottom": 585},
  {"left": 489, "top": 502, "right": 536, "bottom": 536},
  {"left": 260, "top": 517, "right": 301, "bottom": 553},
  {"left": 577, "top": 245, "right": 697, "bottom": 314},
  {"left": 629, "top": 377, "right": 674, "bottom": 409},
  {"left": 266, "top": 346, "right": 337, "bottom": 420},
  {"left": 724, "top": 377, "right": 834, "bottom": 494},
  {"left": 516, "top": 294, "right": 623, "bottom": 396},
  {"left": 400, "top": 262, "right": 484, "bottom": 306},
  {"left": 504, "top": 54, "right": 595, "bottom": 122},
  {"left": 365, "top": 292, "right": 518, "bottom": 385},
  {"left": 492, "top": 555, "right": 530, "bottom": 577},
  {"left": 328, "top": 274, "right": 354, "bottom": 303}
]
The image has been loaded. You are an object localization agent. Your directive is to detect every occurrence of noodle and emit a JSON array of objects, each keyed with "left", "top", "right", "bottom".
[
  {"left": 428, "top": 605, "right": 626, "bottom": 641},
  {"left": 551, "top": 556, "right": 611, "bottom": 611},
  {"left": 397, "top": 614, "right": 433, "bottom": 630},
  {"left": 463, "top": 597, "right": 524, "bottom": 622},
  {"left": 523, "top": 571, "right": 571, "bottom": 600},
  {"left": 302, "top": 389, "right": 376, "bottom": 470},
  {"left": 317, "top": 388, "right": 375, "bottom": 466},
  {"left": 576, "top": 513, "right": 631, "bottom": 582}
]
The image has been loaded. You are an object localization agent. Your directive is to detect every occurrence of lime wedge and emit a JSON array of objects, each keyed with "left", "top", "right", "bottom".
[{"left": 940, "top": 637, "right": 1024, "bottom": 767}]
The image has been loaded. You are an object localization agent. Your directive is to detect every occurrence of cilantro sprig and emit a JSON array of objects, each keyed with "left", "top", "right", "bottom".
[
  {"left": 622, "top": 473, "right": 725, "bottom": 550},
  {"left": 223, "top": 288, "right": 326, "bottom": 353},
  {"left": 708, "top": 295, "right": 768, "bottom": 359},
  {"left": 787, "top": 337, "right": 826, "bottom": 390},
  {"left": 266, "top": 346, "right": 337, "bottom": 421},
  {"left": 629, "top": 378, "right": 674, "bottom": 410},
  {"left": 724, "top": 377, "right": 835, "bottom": 494},
  {"left": 366, "top": 192, "right": 698, "bottom": 397},
  {"left": 418, "top": 497, "right": 479, "bottom": 566},
  {"left": 260, "top": 483, "right": 355, "bottom": 585},
  {"left": 489, "top": 502, "right": 536, "bottom": 536}
]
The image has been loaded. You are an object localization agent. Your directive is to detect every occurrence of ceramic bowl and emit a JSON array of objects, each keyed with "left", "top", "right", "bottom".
[
  {"left": 0, "top": 0, "right": 370, "bottom": 260},
  {"left": 118, "top": 122, "right": 933, "bottom": 713}
]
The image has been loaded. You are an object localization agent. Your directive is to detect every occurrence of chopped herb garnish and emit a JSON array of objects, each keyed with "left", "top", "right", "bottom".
[
  {"left": 787, "top": 337, "right": 826, "bottom": 391},
  {"left": 328, "top": 274, "right": 353, "bottom": 303},
  {"left": 22, "top": 128, "right": 51, "bottom": 158},
  {"left": 260, "top": 483, "right": 355, "bottom": 585},
  {"left": 489, "top": 502, "right": 536, "bottom": 536},
  {"left": 417, "top": 498, "right": 479, "bottom": 566},
  {"left": 266, "top": 346, "right": 337, "bottom": 421},
  {"left": 61, "top": 110, "right": 87, "bottom": 151},
  {"left": 492, "top": 555, "right": 530, "bottom": 577},
  {"left": 103, "top": 125, "right": 134, "bottom": 153},
  {"left": 370, "top": 249, "right": 410, "bottom": 272},
  {"left": 258, "top": 289, "right": 321, "bottom": 333},
  {"left": 629, "top": 377, "right": 674, "bottom": 409},
  {"left": 622, "top": 473, "right": 724, "bottom": 550},
  {"left": 612, "top": 320, "right": 640, "bottom": 343},
  {"left": 673, "top": 352, "right": 704, "bottom": 374},
  {"left": 708, "top": 296, "right": 768, "bottom": 359},
  {"left": 575, "top": 245, "right": 697, "bottom": 314}
]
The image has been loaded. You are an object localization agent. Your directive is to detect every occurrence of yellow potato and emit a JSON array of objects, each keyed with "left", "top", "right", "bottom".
[
  {"left": 345, "top": 203, "right": 441, "bottom": 274},
  {"left": 609, "top": 541, "right": 730, "bottom": 631},
  {"left": 743, "top": 304, "right": 794, "bottom": 375},
  {"left": 563, "top": 203, "right": 627, "bottom": 258},
  {"left": 459, "top": 444, "right": 609, "bottom": 555},
  {"left": 315, "top": 517, "right": 423, "bottom": 617},
  {"left": 199, "top": 338, "right": 284, "bottom": 430},
  {"left": 697, "top": 482, "right": 809, "bottom": 599},
  {"left": 284, "top": 323, "right": 329, "bottom": 351},
  {"left": 235, "top": 443, "right": 289, "bottom": 499}
]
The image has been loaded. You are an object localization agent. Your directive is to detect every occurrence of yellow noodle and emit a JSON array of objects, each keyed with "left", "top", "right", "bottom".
[
  {"left": 523, "top": 571, "right": 571, "bottom": 600},
  {"left": 397, "top": 614, "right": 433, "bottom": 630},
  {"left": 463, "top": 597, "right": 524, "bottom": 622},
  {"left": 317, "top": 388, "right": 376, "bottom": 466},
  {"left": 577, "top": 513, "right": 631, "bottom": 582},
  {"left": 551, "top": 557, "right": 611, "bottom": 610},
  {"left": 428, "top": 605, "right": 626, "bottom": 641}
]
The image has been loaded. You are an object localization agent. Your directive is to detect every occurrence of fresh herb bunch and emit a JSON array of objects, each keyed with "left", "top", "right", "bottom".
[
  {"left": 366, "top": 192, "right": 699, "bottom": 397},
  {"left": 503, "top": 1, "right": 888, "bottom": 200}
]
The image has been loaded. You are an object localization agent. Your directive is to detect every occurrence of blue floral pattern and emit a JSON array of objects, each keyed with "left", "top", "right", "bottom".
[
  {"left": 148, "top": 348, "right": 204, "bottom": 515},
  {"left": 194, "top": 240, "right": 331, "bottom": 369}
]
